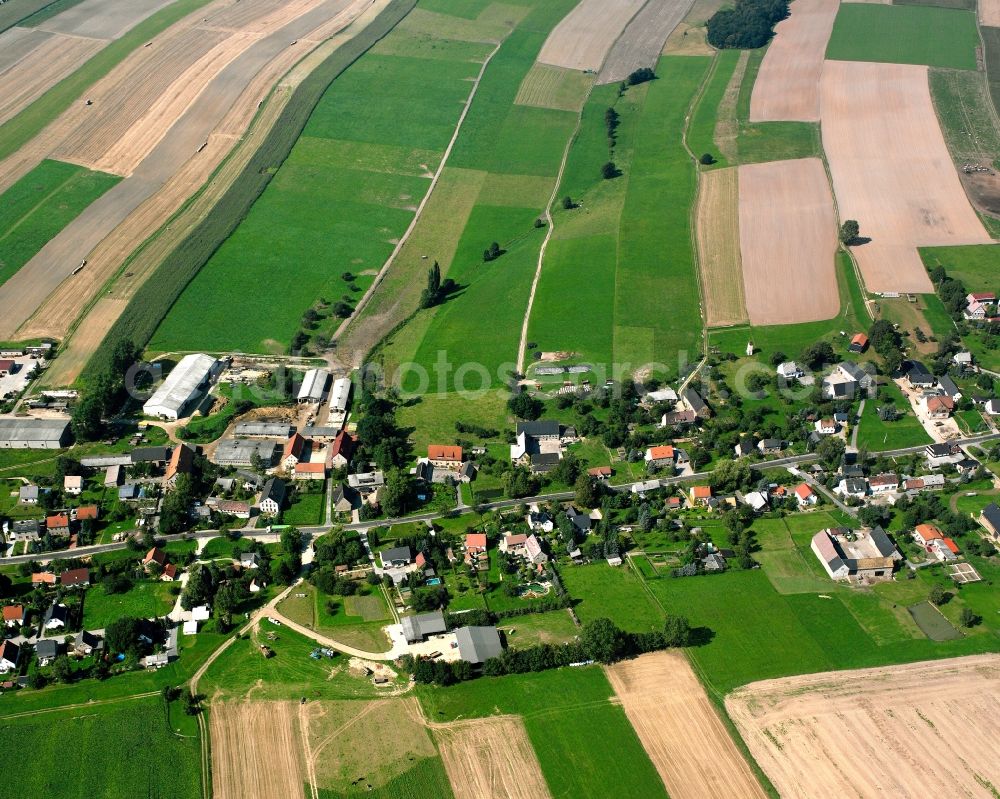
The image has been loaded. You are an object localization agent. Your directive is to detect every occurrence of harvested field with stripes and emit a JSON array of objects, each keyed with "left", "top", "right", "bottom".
[
  {"left": 515, "top": 62, "right": 593, "bottom": 112},
  {"left": 538, "top": 0, "right": 646, "bottom": 72},
  {"left": 727, "top": 655, "right": 1000, "bottom": 799},
  {"left": 696, "top": 167, "right": 746, "bottom": 327},
  {"left": 597, "top": 0, "right": 694, "bottom": 84},
  {"left": 606, "top": 651, "right": 767, "bottom": 799},
  {"left": 434, "top": 715, "right": 552, "bottom": 799}
]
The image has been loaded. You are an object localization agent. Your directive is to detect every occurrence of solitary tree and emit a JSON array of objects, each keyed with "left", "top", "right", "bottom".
[
  {"left": 929, "top": 585, "right": 947, "bottom": 606},
  {"left": 561, "top": 195, "right": 574, "bottom": 210},
  {"left": 839, "top": 219, "right": 860, "bottom": 245},
  {"left": 601, "top": 161, "right": 618, "bottom": 180},
  {"left": 699, "top": 153, "right": 716, "bottom": 165}
]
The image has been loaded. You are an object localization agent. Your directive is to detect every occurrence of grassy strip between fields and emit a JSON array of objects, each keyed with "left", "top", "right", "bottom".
[
  {"left": 0, "top": 0, "right": 215, "bottom": 162},
  {"left": 0, "top": 158, "right": 119, "bottom": 287},
  {"left": 83, "top": 0, "right": 417, "bottom": 381}
]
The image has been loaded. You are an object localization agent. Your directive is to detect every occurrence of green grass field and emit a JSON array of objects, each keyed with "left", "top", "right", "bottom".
[
  {"left": 199, "top": 621, "right": 391, "bottom": 701},
  {"left": 283, "top": 484, "right": 326, "bottom": 526},
  {"left": 418, "top": 666, "right": 668, "bottom": 799},
  {"left": 856, "top": 380, "right": 931, "bottom": 451},
  {"left": 826, "top": 5, "right": 978, "bottom": 69},
  {"left": 0, "top": 159, "right": 119, "bottom": 286},
  {"left": 81, "top": 580, "right": 176, "bottom": 629},
  {"left": 688, "top": 49, "right": 739, "bottom": 169},
  {"left": 151, "top": 7, "right": 495, "bottom": 354},
  {"left": 920, "top": 244, "right": 1000, "bottom": 293},
  {"left": 613, "top": 56, "right": 710, "bottom": 376},
  {"left": 559, "top": 562, "right": 664, "bottom": 632},
  {"left": 0, "top": 697, "right": 201, "bottom": 799}
]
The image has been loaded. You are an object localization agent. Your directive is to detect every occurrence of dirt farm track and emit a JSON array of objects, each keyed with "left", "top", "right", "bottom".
[
  {"left": 727, "top": 655, "right": 1000, "bottom": 799},
  {"left": 606, "top": 651, "right": 767, "bottom": 799}
]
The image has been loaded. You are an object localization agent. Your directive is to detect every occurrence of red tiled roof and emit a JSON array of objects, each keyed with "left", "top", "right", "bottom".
[
  {"left": 284, "top": 433, "right": 306, "bottom": 460},
  {"left": 588, "top": 466, "right": 612, "bottom": 477},
  {"left": 144, "top": 547, "right": 167, "bottom": 566},
  {"left": 926, "top": 395, "right": 954, "bottom": 413},
  {"left": 794, "top": 483, "right": 814, "bottom": 500},
  {"left": 75, "top": 505, "right": 99, "bottom": 520},
  {"left": 428, "top": 444, "right": 462, "bottom": 461},
  {"left": 648, "top": 445, "right": 675, "bottom": 461},
  {"left": 46, "top": 514, "right": 69, "bottom": 528},
  {"left": 330, "top": 430, "right": 356, "bottom": 458},
  {"left": 0, "top": 360, "right": 14, "bottom": 371},
  {"left": 943, "top": 537, "right": 960, "bottom": 554},
  {"left": 465, "top": 533, "right": 487, "bottom": 550},
  {"left": 163, "top": 563, "right": 178, "bottom": 579},
  {"left": 915, "top": 523, "right": 944, "bottom": 542},
  {"left": 851, "top": 333, "right": 869, "bottom": 347},
  {"left": 60, "top": 568, "right": 89, "bottom": 586},
  {"left": 31, "top": 573, "right": 56, "bottom": 584},
  {"left": 165, "top": 443, "right": 194, "bottom": 481},
  {"left": 2, "top": 605, "right": 23, "bottom": 622},
  {"left": 294, "top": 461, "right": 325, "bottom": 474},
  {"left": 691, "top": 486, "right": 712, "bottom": 498}
]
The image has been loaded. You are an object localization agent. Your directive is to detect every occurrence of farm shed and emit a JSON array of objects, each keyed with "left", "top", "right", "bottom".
[
  {"left": 213, "top": 439, "right": 278, "bottom": 468},
  {"left": 0, "top": 417, "right": 70, "bottom": 448},
  {"left": 143, "top": 353, "right": 220, "bottom": 420},
  {"left": 328, "top": 377, "right": 352, "bottom": 414},
  {"left": 455, "top": 626, "right": 503, "bottom": 664},
  {"left": 297, "top": 368, "right": 330, "bottom": 403}
]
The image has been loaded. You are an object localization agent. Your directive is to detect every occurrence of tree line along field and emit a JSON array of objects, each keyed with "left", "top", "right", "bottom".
[
  {"left": 826, "top": 4, "right": 979, "bottom": 70},
  {"left": 0, "top": 159, "right": 119, "bottom": 286},
  {"left": 149, "top": 1, "right": 500, "bottom": 355},
  {"left": 0, "top": 697, "right": 202, "bottom": 799}
]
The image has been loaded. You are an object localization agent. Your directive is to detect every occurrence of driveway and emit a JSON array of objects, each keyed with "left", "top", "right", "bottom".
[{"left": 895, "top": 378, "right": 961, "bottom": 443}]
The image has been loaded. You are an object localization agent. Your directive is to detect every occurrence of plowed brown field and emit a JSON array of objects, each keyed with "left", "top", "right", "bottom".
[
  {"left": 727, "top": 655, "right": 1000, "bottom": 799},
  {"left": 739, "top": 157, "right": 838, "bottom": 324},
  {"left": 821, "top": 60, "right": 992, "bottom": 293},
  {"left": 749, "top": 0, "right": 838, "bottom": 122},
  {"left": 606, "top": 651, "right": 767, "bottom": 799}
]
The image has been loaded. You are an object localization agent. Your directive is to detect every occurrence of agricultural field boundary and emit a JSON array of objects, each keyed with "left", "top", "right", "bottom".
[
  {"left": 80, "top": 0, "right": 417, "bottom": 384},
  {"left": 515, "top": 98, "right": 588, "bottom": 374},
  {"left": 331, "top": 36, "right": 507, "bottom": 345}
]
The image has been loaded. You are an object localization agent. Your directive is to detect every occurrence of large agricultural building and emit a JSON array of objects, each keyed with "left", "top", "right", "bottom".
[
  {"left": 233, "top": 422, "right": 294, "bottom": 438},
  {"left": 297, "top": 368, "right": 330, "bottom": 403},
  {"left": 213, "top": 439, "right": 278, "bottom": 468},
  {"left": 143, "top": 354, "right": 220, "bottom": 421},
  {"left": 329, "top": 377, "right": 352, "bottom": 416},
  {"left": 811, "top": 527, "right": 901, "bottom": 584},
  {"left": 0, "top": 417, "right": 71, "bottom": 449}
]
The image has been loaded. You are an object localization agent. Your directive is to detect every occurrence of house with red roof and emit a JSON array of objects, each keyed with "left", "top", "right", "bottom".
[
  {"left": 328, "top": 430, "right": 356, "bottom": 470},
  {"left": 293, "top": 461, "right": 326, "bottom": 481},
  {"left": 923, "top": 394, "right": 954, "bottom": 420},
  {"left": 464, "top": 532, "right": 488, "bottom": 569},
  {"left": 587, "top": 466, "right": 612, "bottom": 480},
  {"left": 45, "top": 513, "right": 70, "bottom": 536},
  {"left": 59, "top": 568, "right": 90, "bottom": 588},
  {"left": 283, "top": 433, "right": 307, "bottom": 469},
  {"left": 794, "top": 483, "right": 817, "bottom": 506},
  {"left": 689, "top": 485, "right": 712, "bottom": 506},
  {"left": 2, "top": 605, "right": 24, "bottom": 627},
  {"left": 428, "top": 444, "right": 463, "bottom": 471},
  {"left": 849, "top": 333, "right": 869, "bottom": 353},
  {"left": 74, "top": 505, "right": 99, "bottom": 522},
  {"left": 644, "top": 445, "right": 675, "bottom": 468}
]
